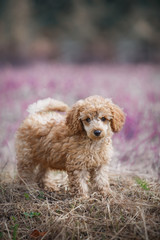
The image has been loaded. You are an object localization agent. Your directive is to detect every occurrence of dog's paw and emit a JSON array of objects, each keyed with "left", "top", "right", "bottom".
[
  {"left": 93, "top": 185, "right": 115, "bottom": 199},
  {"left": 100, "top": 188, "right": 116, "bottom": 198},
  {"left": 69, "top": 189, "right": 89, "bottom": 199},
  {"left": 44, "top": 182, "right": 60, "bottom": 192}
]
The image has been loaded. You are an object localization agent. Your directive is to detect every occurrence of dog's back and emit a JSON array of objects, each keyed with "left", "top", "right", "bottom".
[{"left": 15, "top": 98, "right": 69, "bottom": 183}]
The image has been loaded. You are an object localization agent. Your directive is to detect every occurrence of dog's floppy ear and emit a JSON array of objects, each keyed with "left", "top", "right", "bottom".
[
  {"left": 107, "top": 100, "right": 125, "bottom": 133},
  {"left": 66, "top": 100, "right": 84, "bottom": 135}
]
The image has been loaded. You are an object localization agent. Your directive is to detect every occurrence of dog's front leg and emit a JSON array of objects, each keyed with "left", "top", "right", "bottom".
[
  {"left": 90, "top": 164, "right": 111, "bottom": 197},
  {"left": 67, "top": 169, "right": 89, "bottom": 198}
]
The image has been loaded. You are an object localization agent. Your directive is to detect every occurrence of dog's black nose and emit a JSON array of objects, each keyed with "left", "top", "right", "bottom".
[{"left": 94, "top": 130, "right": 101, "bottom": 136}]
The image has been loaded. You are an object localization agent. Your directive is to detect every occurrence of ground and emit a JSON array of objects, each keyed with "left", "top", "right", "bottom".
[{"left": 0, "top": 173, "right": 160, "bottom": 240}]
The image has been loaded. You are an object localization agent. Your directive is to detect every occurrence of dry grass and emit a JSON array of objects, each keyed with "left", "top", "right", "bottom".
[{"left": 0, "top": 173, "right": 160, "bottom": 240}]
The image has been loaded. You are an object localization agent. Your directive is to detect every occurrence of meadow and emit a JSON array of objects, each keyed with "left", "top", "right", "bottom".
[{"left": 0, "top": 63, "right": 160, "bottom": 239}]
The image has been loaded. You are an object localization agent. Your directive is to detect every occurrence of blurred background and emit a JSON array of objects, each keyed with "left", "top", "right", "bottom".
[
  {"left": 0, "top": 0, "right": 160, "bottom": 64},
  {"left": 0, "top": 0, "right": 160, "bottom": 180}
]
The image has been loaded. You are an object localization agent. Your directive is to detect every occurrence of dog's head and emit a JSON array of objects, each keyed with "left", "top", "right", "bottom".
[{"left": 66, "top": 95, "right": 125, "bottom": 140}]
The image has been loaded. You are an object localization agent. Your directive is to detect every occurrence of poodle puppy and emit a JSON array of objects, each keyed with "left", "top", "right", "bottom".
[{"left": 15, "top": 95, "right": 125, "bottom": 197}]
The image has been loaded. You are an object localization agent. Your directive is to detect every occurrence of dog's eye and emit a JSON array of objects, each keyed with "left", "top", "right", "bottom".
[
  {"left": 101, "top": 117, "right": 106, "bottom": 122},
  {"left": 86, "top": 118, "right": 91, "bottom": 123}
]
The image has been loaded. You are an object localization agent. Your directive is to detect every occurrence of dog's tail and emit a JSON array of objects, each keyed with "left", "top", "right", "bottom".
[{"left": 27, "top": 98, "right": 69, "bottom": 114}]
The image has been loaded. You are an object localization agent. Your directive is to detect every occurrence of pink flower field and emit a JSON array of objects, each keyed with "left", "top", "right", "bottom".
[{"left": 0, "top": 63, "right": 160, "bottom": 179}]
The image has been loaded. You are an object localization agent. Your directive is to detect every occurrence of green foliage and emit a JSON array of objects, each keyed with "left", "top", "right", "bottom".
[
  {"left": 24, "top": 212, "right": 41, "bottom": 218},
  {"left": 24, "top": 193, "right": 30, "bottom": 200},
  {"left": 11, "top": 216, "right": 16, "bottom": 222},
  {"left": 12, "top": 224, "right": 18, "bottom": 240},
  {"left": 135, "top": 177, "right": 150, "bottom": 191},
  {"left": 37, "top": 191, "right": 45, "bottom": 199},
  {"left": 55, "top": 209, "right": 63, "bottom": 214},
  {"left": 0, "top": 232, "right": 3, "bottom": 239},
  {"left": 10, "top": 216, "right": 18, "bottom": 240}
]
